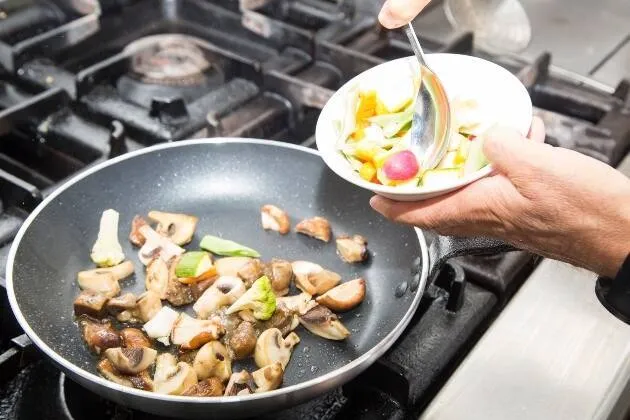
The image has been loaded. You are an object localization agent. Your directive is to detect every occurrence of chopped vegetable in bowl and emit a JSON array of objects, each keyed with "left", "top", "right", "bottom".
[{"left": 336, "top": 72, "right": 494, "bottom": 189}]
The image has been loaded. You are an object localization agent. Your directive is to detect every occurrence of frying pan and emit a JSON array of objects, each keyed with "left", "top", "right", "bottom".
[{"left": 5, "top": 139, "right": 513, "bottom": 419}]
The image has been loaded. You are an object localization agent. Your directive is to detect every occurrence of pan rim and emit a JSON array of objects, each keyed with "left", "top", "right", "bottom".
[{"left": 5, "top": 137, "right": 428, "bottom": 404}]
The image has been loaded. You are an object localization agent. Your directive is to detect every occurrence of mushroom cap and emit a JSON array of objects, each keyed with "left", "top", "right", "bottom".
[
  {"left": 291, "top": 261, "right": 323, "bottom": 295},
  {"left": 148, "top": 211, "right": 198, "bottom": 246},
  {"left": 307, "top": 269, "right": 341, "bottom": 295},
  {"left": 104, "top": 347, "right": 158, "bottom": 375},
  {"left": 182, "top": 378, "right": 225, "bottom": 397},
  {"left": 265, "top": 259, "right": 293, "bottom": 297},
  {"left": 295, "top": 217, "right": 331, "bottom": 242},
  {"left": 120, "top": 328, "right": 152, "bottom": 348},
  {"left": 252, "top": 362, "right": 284, "bottom": 393},
  {"left": 193, "top": 341, "right": 232, "bottom": 382},
  {"left": 97, "top": 358, "right": 153, "bottom": 391},
  {"left": 135, "top": 291, "right": 162, "bottom": 322},
  {"left": 335, "top": 235, "right": 369, "bottom": 263},
  {"left": 228, "top": 321, "right": 257, "bottom": 359},
  {"left": 316, "top": 278, "right": 366, "bottom": 312},
  {"left": 299, "top": 305, "right": 350, "bottom": 341},
  {"left": 193, "top": 276, "right": 245, "bottom": 319},
  {"left": 77, "top": 271, "right": 120, "bottom": 298},
  {"left": 254, "top": 328, "right": 300, "bottom": 369},
  {"left": 79, "top": 318, "right": 122, "bottom": 354},
  {"left": 73, "top": 291, "right": 108, "bottom": 318}
]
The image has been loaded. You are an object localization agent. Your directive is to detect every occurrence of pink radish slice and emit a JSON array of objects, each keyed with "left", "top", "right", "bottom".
[{"left": 382, "top": 150, "right": 419, "bottom": 181}]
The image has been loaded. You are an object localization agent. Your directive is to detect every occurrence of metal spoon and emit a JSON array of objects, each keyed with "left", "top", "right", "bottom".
[{"left": 403, "top": 23, "right": 451, "bottom": 171}]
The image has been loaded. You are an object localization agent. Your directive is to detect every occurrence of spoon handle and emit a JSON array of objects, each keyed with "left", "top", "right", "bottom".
[{"left": 403, "top": 23, "right": 428, "bottom": 67}]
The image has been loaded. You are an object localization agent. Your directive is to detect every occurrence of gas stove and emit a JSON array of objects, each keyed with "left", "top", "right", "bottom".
[{"left": 1, "top": 1, "right": 630, "bottom": 419}]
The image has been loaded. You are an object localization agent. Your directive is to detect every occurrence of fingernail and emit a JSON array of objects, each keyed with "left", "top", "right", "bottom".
[{"left": 369, "top": 196, "right": 378, "bottom": 208}]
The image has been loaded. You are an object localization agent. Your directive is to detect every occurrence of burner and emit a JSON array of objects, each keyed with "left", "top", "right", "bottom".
[{"left": 124, "top": 34, "right": 214, "bottom": 86}]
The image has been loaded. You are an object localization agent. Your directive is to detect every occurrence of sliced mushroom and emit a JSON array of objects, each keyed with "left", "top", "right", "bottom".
[
  {"left": 307, "top": 270, "right": 341, "bottom": 295},
  {"left": 193, "top": 341, "right": 232, "bottom": 382},
  {"left": 254, "top": 328, "right": 300, "bottom": 369},
  {"left": 260, "top": 305, "right": 299, "bottom": 337},
  {"left": 138, "top": 225, "right": 184, "bottom": 266},
  {"left": 291, "top": 261, "right": 323, "bottom": 295},
  {"left": 228, "top": 321, "right": 257, "bottom": 359},
  {"left": 143, "top": 306, "right": 179, "bottom": 345},
  {"left": 146, "top": 257, "right": 169, "bottom": 299},
  {"left": 77, "top": 261, "right": 134, "bottom": 298},
  {"left": 133, "top": 291, "right": 161, "bottom": 322},
  {"left": 104, "top": 347, "right": 157, "bottom": 375},
  {"left": 183, "top": 378, "right": 225, "bottom": 397},
  {"left": 148, "top": 211, "right": 198, "bottom": 246},
  {"left": 260, "top": 205, "right": 290, "bottom": 235},
  {"left": 224, "top": 370, "right": 255, "bottom": 396},
  {"left": 154, "top": 354, "right": 198, "bottom": 395},
  {"left": 252, "top": 362, "right": 284, "bottom": 393},
  {"left": 97, "top": 358, "right": 153, "bottom": 391},
  {"left": 120, "top": 328, "right": 152, "bottom": 348},
  {"left": 193, "top": 276, "right": 246, "bottom": 319},
  {"left": 190, "top": 277, "right": 216, "bottom": 300},
  {"left": 171, "top": 313, "right": 225, "bottom": 350},
  {"left": 129, "top": 215, "right": 148, "bottom": 247},
  {"left": 299, "top": 305, "right": 350, "bottom": 341},
  {"left": 164, "top": 256, "right": 195, "bottom": 306},
  {"left": 106, "top": 292, "right": 137, "bottom": 321},
  {"left": 277, "top": 292, "right": 317, "bottom": 316},
  {"left": 336, "top": 235, "right": 369, "bottom": 263},
  {"left": 79, "top": 317, "right": 121, "bottom": 354},
  {"left": 238, "top": 310, "right": 257, "bottom": 323},
  {"left": 237, "top": 259, "right": 265, "bottom": 288},
  {"left": 316, "top": 278, "right": 366, "bottom": 312},
  {"left": 291, "top": 261, "right": 340, "bottom": 295},
  {"left": 73, "top": 291, "right": 108, "bottom": 318},
  {"left": 215, "top": 257, "right": 251, "bottom": 277},
  {"left": 295, "top": 217, "right": 331, "bottom": 242},
  {"left": 264, "top": 259, "right": 293, "bottom": 296}
]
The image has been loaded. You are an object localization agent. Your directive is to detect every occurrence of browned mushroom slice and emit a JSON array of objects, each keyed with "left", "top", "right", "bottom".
[
  {"left": 171, "top": 313, "right": 226, "bottom": 350},
  {"left": 264, "top": 259, "right": 293, "bottom": 296},
  {"left": 120, "top": 328, "right": 152, "bottom": 348},
  {"left": 193, "top": 276, "right": 246, "bottom": 319},
  {"left": 291, "top": 261, "right": 322, "bottom": 295},
  {"left": 237, "top": 259, "right": 265, "bottom": 288},
  {"left": 146, "top": 257, "right": 169, "bottom": 299},
  {"left": 135, "top": 291, "right": 162, "bottom": 322},
  {"left": 259, "top": 305, "right": 299, "bottom": 337},
  {"left": 252, "top": 362, "right": 284, "bottom": 393},
  {"left": 182, "top": 378, "right": 225, "bottom": 397},
  {"left": 299, "top": 305, "right": 350, "bottom": 341},
  {"left": 307, "top": 270, "right": 341, "bottom": 295},
  {"left": 277, "top": 293, "right": 317, "bottom": 316},
  {"left": 190, "top": 277, "right": 215, "bottom": 300},
  {"left": 224, "top": 370, "right": 255, "bottom": 396},
  {"left": 295, "top": 217, "right": 331, "bottom": 242},
  {"left": 148, "top": 211, "right": 198, "bottom": 246},
  {"left": 260, "top": 205, "right": 290, "bottom": 235},
  {"left": 215, "top": 257, "right": 251, "bottom": 277},
  {"left": 228, "top": 321, "right": 257, "bottom": 359},
  {"left": 106, "top": 292, "right": 137, "bottom": 322},
  {"left": 97, "top": 358, "right": 153, "bottom": 391},
  {"left": 104, "top": 347, "right": 157, "bottom": 375},
  {"left": 129, "top": 215, "right": 148, "bottom": 247},
  {"left": 193, "top": 341, "right": 232, "bottom": 382},
  {"left": 138, "top": 226, "right": 185, "bottom": 266},
  {"left": 165, "top": 256, "right": 195, "bottom": 306},
  {"left": 335, "top": 235, "right": 369, "bottom": 263},
  {"left": 77, "top": 261, "right": 134, "bottom": 298},
  {"left": 79, "top": 317, "right": 121, "bottom": 354},
  {"left": 254, "top": 328, "right": 300, "bottom": 369},
  {"left": 316, "top": 278, "right": 366, "bottom": 312},
  {"left": 153, "top": 354, "right": 198, "bottom": 395},
  {"left": 73, "top": 291, "right": 108, "bottom": 318}
]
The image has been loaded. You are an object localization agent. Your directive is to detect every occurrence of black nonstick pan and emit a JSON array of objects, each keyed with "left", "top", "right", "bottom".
[{"left": 6, "top": 139, "right": 512, "bottom": 419}]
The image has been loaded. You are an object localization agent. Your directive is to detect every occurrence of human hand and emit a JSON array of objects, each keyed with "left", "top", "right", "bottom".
[
  {"left": 370, "top": 117, "right": 630, "bottom": 277},
  {"left": 379, "top": 0, "right": 433, "bottom": 29}
]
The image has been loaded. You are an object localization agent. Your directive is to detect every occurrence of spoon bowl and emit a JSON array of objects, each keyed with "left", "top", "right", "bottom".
[{"left": 315, "top": 53, "right": 532, "bottom": 201}]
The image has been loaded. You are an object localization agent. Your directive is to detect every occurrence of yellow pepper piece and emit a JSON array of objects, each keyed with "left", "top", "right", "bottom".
[
  {"left": 356, "top": 91, "right": 377, "bottom": 121},
  {"left": 359, "top": 161, "right": 376, "bottom": 181},
  {"left": 375, "top": 98, "right": 388, "bottom": 115},
  {"left": 355, "top": 145, "right": 380, "bottom": 162},
  {"left": 373, "top": 149, "right": 397, "bottom": 168},
  {"left": 350, "top": 120, "right": 368, "bottom": 141}
]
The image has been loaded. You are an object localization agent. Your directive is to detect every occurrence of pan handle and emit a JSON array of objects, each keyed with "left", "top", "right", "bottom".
[{"left": 427, "top": 235, "right": 517, "bottom": 282}]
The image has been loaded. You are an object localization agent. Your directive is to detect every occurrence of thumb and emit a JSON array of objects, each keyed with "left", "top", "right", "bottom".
[
  {"left": 379, "top": 0, "right": 432, "bottom": 28},
  {"left": 482, "top": 116, "right": 547, "bottom": 177}
]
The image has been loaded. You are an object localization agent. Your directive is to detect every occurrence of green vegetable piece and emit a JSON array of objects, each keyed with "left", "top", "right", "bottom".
[
  {"left": 200, "top": 235, "right": 261, "bottom": 258},
  {"left": 225, "top": 276, "right": 277, "bottom": 320},
  {"left": 175, "top": 251, "right": 212, "bottom": 278},
  {"left": 463, "top": 137, "right": 489, "bottom": 175}
]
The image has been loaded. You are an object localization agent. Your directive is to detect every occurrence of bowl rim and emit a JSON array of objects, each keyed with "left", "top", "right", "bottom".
[{"left": 315, "top": 53, "right": 533, "bottom": 196}]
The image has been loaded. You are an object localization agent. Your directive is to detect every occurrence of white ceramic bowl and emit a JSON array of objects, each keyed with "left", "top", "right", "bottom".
[{"left": 315, "top": 53, "right": 533, "bottom": 201}]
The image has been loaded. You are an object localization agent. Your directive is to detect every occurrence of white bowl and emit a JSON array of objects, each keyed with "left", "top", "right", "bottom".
[{"left": 315, "top": 53, "right": 533, "bottom": 201}]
